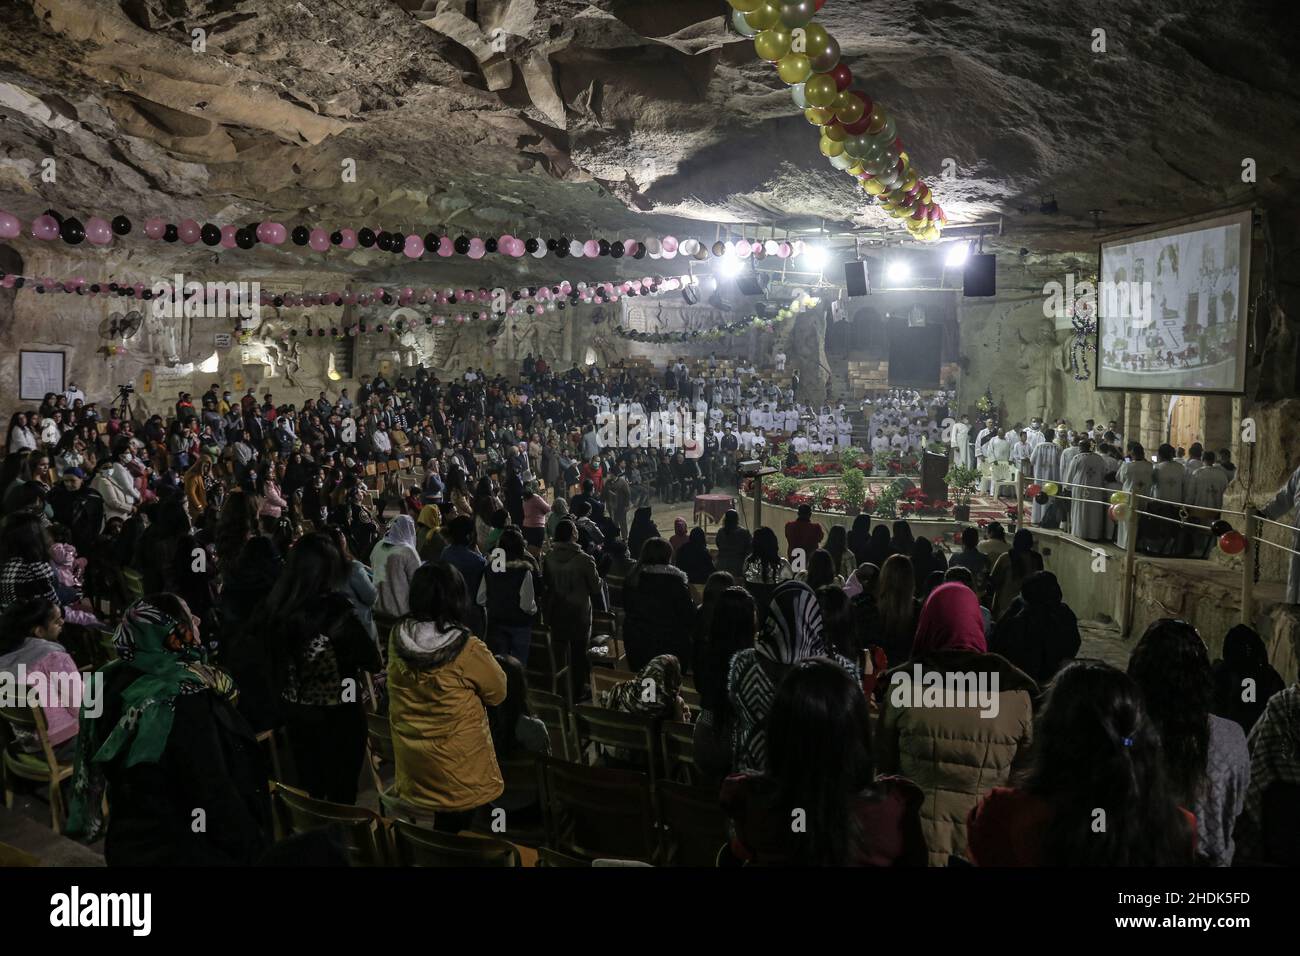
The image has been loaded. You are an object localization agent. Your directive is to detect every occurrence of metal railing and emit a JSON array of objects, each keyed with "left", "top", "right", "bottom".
[{"left": 1010, "top": 468, "right": 1300, "bottom": 638}]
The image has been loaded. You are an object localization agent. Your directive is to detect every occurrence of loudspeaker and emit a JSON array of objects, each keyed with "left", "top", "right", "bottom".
[
  {"left": 843, "top": 259, "right": 869, "bottom": 297},
  {"left": 735, "top": 272, "right": 768, "bottom": 296},
  {"left": 963, "top": 254, "right": 996, "bottom": 297}
]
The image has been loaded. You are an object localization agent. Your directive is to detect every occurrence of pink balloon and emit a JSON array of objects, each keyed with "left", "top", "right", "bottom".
[
  {"left": 498, "top": 235, "right": 514, "bottom": 253},
  {"left": 463, "top": 290, "right": 478, "bottom": 303},
  {"left": 467, "top": 238, "right": 485, "bottom": 259},
  {"left": 179, "top": 219, "right": 201, "bottom": 244},
  {"left": 581, "top": 239, "right": 599, "bottom": 257},
  {"left": 309, "top": 228, "right": 330, "bottom": 252},
  {"left": 31, "top": 215, "right": 60, "bottom": 241},
  {"left": 359, "top": 293, "right": 373, "bottom": 305},
  {"left": 437, "top": 236, "right": 453, "bottom": 257},
  {"left": 144, "top": 217, "right": 166, "bottom": 240},
  {"left": 266, "top": 223, "right": 288, "bottom": 245},
  {"left": 220, "top": 225, "right": 238, "bottom": 248},
  {"left": 256, "top": 222, "right": 275, "bottom": 243},
  {"left": 339, "top": 228, "right": 357, "bottom": 249},
  {"left": 343, "top": 291, "right": 357, "bottom": 305},
  {"left": 403, "top": 234, "right": 424, "bottom": 259},
  {"left": 1, "top": 275, "right": 16, "bottom": 288},
  {"left": 778, "top": 241, "right": 792, "bottom": 258},
  {"left": 85, "top": 216, "right": 113, "bottom": 245},
  {"left": 661, "top": 236, "right": 678, "bottom": 254},
  {"left": 623, "top": 240, "right": 639, "bottom": 257},
  {"left": 0, "top": 211, "right": 20, "bottom": 239}
]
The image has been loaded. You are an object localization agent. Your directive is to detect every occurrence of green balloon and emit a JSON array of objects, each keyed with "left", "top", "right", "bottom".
[
  {"left": 744, "top": 0, "right": 780, "bottom": 30},
  {"left": 754, "top": 27, "right": 792, "bottom": 61},
  {"left": 843, "top": 134, "right": 871, "bottom": 159},
  {"left": 802, "top": 22, "right": 830, "bottom": 52},
  {"left": 809, "top": 35, "right": 840, "bottom": 73},
  {"left": 779, "top": 0, "right": 816, "bottom": 27},
  {"left": 790, "top": 82, "right": 808, "bottom": 108},
  {"left": 731, "top": 7, "right": 758, "bottom": 36},
  {"left": 804, "top": 72, "right": 837, "bottom": 107},
  {"left": 829, "top": 151, "right": 855, "bottom": 170}
]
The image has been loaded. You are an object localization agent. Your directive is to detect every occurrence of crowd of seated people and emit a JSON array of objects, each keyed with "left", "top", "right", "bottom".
[{"left": 0, "top": 364, "right": 1295, "bottom": 868}]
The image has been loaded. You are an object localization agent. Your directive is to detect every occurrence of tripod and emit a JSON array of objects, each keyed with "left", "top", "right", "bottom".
[{"left": 115, "top": 387, "right": 134, "bottom": 423}]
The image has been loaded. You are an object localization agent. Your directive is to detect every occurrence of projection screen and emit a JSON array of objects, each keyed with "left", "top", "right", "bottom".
[{"left": 1095, "top": 208, "right": 1253, "bottom": 394}]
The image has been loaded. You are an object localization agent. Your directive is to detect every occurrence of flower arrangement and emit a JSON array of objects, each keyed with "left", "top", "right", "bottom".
[
  {"left": 839, "top": 468, "right": 866, "bottom": 514},
  {"left": 873, "top": 482, "right": 903, "bottom": 519},
  {"left": 898, "top": 487, "right": 952, "bottom": 517},
  {"left": 944, "top": 465, "right": 983, "bottom": 510}
]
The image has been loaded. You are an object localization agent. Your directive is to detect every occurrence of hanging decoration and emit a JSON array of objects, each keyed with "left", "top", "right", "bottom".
[
  {"left": 1068, "top": 293, "right": 1098, "bottom": 381},
  {"left": 614, "top": 294, "right": 820, "bottom": 342},
  {"left": 0, "top": 207, "right": 812, "bottom": 263},
  {"left": 729, "top": 0, "right": 947, "bottom": 241}
]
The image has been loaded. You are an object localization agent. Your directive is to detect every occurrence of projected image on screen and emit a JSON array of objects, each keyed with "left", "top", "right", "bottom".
[{"left": 1096, "top": 209, "right": 1252, "bottom": 393}]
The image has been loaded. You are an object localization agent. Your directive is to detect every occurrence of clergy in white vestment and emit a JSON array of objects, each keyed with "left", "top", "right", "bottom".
[
  {"left": 1152, "top": 446, "right": 1187, "bottom": 503},
  {"left": 1115, "top": 445, "right": 1154, "bottom": 551},
  {"left": 951, "top": 417, "right": 973, "bottom": 468},
  {"left": 1029, "top": 430, "right": 1063, "bottom": 525},
  {"left": 1184, "top": 442, "right": 1206, "bottom": 479},
  {"left": 974, "top": 420, "right": 997, "bottom": 465},
  {"left": 1188, "top": 454, "right": 1230, "bottom": 512},
  {"left": 1260, "top": 460, "right": 1300, "bottom": 603},
  {"left": 1065, "top": 440, "right": 1110, "bottom": 541}
]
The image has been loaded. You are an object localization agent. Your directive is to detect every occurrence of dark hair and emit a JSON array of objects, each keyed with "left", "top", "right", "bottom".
[
  {"left": 816, "top": 584, "right": 859, "bottom": 664},
  {"left": 699, "top": 586, "right": 756, "bottom": 716},
  {"left": 1127, "top": 620, "right": 1212, "bottom": 806},
  {"left": 891, "top": 520, "right": 915, "bottom": 553},
  {"left": 877, "top": 554, "right": 915, "bottom": 655},
  {"left": 407, "top": 562, "right": 467, "bottom": 628},
  {"left": 749, "top": 526, "right": 782, "bottom": 574},
  {"left": 261, "top": 533, "right": 346, "bottom": 683},
  {"left": 806, "top": 548, "right": 838, "bottom": 590},
  {"left": 554, "top": 519, "right": 576, "bottom": 544},
  {"left": 488, "top": 654, "right": 531, "bottom": 757},
  {"left": 1, "top": 512, "right": 52, "bottom": 564},
  {"left": 1023, "top": 660, "right": 1192, "bottom": 865},
  {"left": 825, "top": 524, "right": 848, "bottom": 570},
  {"left": 986, "top": 522, "right": 1006, "bottom": 541},
  {"left": 961, "top": 527, "right": 980, "bottom": 550},
  {"left": 1130, "top": 442, "right": 1145, "bottom": 460},
  {"left": 446, "top": 514, "right": 476, "bottom": 547},
  {"left": 1157, "top": 443, "right": 1175, "bottom": 461},
  {"left": 497, "top": 526, "right": 526, "bottom": 561},
  {"left": 0, "top": 598, "right": 59, "bottom": 654},
  {"left": 944, "top": 565, "right": 974, "bottom": 587},
  {"left": 722, "top": 509, "right": 739, "bottom": 530},
  {"left": 639, "top": 536, "right": 673, "bottom": 566},
  {"left": 1201, "top": 450, "right": 1216, "bottom": 466},
  {"left": 764, "top": 659, "right": 877, "bottom": 865},
  {"left": 797, "top": 504, "right": 813, "bottom": 520}
]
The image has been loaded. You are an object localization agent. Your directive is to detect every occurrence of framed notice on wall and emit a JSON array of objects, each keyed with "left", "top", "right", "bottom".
[{"left": 19, "top": 350, "right": 65, "bottom": 401}]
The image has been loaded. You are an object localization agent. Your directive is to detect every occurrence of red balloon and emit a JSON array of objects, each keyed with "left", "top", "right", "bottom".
[
  {"left": 1026, "top": 484, "right": 1042, "bottom": 497},
  {"left": 842, "top": 113, "right": 871, "bottom": 135},
  {"left": 830, "top": 63, "right": 853, "bottom": 91},
  {"left": 814, "top": 0, "right": 826, "bottom": 8},
  {"left": 1218, "top": 531, "right": 1246, "bottom": 555}
]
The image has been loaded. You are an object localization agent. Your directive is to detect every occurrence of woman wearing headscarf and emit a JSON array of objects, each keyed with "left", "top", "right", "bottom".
[
  {"left": 727, "top": 580, "right": 853, "bottom": 773},
  {"left": 988, "top": 528, "right": 1043, "bottom": 620},
  {"left": 371, "top": 514, "right": 422, "bottom": 619},
  {"left": 601, "top": 654, "right": 690, "bottom": 763},
  {"left": 1232, "top": 683, "right": 1300, "bottom": 865},
  {"left": 1211, "top": 624, "right": 1286, "bottom": 735},
  {"left": 989, "top": 570, "right": 1081, "bottom": 685},
  {"left": 875, "top": 582, "right": 1037, "bottom": 865},
  {"left": 544, "top": 495, "right": 570, "bottom": 540},
  {"left": 673, "top": 526, "right": 716, "bottom": 584},
  {"left": 627, "top": 505, "right": 659, "bottom": 558},
  {"left": 415, "top": 503, "right": 448, "bottom": 562},
  {"left": 66, "top": 595, "right": 270, "bottom": 865}
]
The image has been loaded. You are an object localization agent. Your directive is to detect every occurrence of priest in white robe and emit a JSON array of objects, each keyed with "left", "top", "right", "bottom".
[
  {"left": 1116, "top": 444, "right": 1154, "bottom": 551},
  {"left": 952, "top": 416, "right": 972, "bottom": 468},
  {"left": 1029, "top": 429, "right": 1063, "bottom": 525},
  {"left": 1065, "top": 440, "right": 1109, "bottom": 541}
]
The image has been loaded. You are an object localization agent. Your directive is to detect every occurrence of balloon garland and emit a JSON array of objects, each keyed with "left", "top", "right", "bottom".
[
  {"left": 614, "top": 294, "right": 819, "bottom": 342},
  {"left": 729, "top": 0, "right": 947, "bottom": 241},
  {"left": 0, "top": 207, "right": 814, "bottom": 263},
  {"left": 1068, "top": 294, "right": 1098, "bottom": 381}
]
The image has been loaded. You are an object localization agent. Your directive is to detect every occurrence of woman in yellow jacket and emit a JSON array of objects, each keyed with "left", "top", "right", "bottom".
[
  {"left": 183, "top": 457, "right": 208, "bottom": 516},
  {"left": 388, "top": 561, "right": 507, "bottom": 832}
]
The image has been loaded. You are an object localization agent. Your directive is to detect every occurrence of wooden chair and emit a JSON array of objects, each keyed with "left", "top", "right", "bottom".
[
  {"left": 540, "top": 757, "right": 656, "bottom": 863},
  {"left": 268, "top": 781, "right": 389, "bottom": 866},
  {"left": 525, "top": 626, "right": 572, "bottom": 706},
  {"left": 604, "top": 574, "right": 625, "bottom": 609},
  {"left": 0, "top": 700, "right": 73, "bottom": 832},
  {"left": 655, "top": 780, "right": 729, "bottom": 866},
  {"left": 391, "top": 821, "right": 520, "bottom": 867},
  {"left": 572, "top": 704, "right": 660, "bottom": 786},
  {"left": 678, "top": 680, "right": 701, "bottom": 718},
  {"left": 659, "top": 720, "right": 699, "bottom": 785},
  {"left": 364, "top": 712, "right": 394, "bottom": 798},
  {"left": 591, "top": 609, "right": 617, "bottom": 642},
  {"left": 526, "top": 688, "right": 575, "bottom": 761},
  {"left": 589, "top": 667, "right": 634, "bottom": 705}
]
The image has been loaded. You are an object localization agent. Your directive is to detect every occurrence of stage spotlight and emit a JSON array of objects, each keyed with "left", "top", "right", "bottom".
[
  {"left": 945, "top": 241, "right": 970, "bottom": 269},
  {"left": 718, "top": 256, "right": 744, "bottom": 278},
  {"left": 801, "top": 244, "right": 828, "bottom": 271},
  {"left": 887, "top": 259, "right": 911, "bottom": 284}
]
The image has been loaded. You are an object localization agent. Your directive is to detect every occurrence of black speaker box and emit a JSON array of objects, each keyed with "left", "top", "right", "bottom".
[
  {"left": 735, "top": 272, "right": 768, "bottom": 296},
  {"left": 843, "top": 259, "right": 869, "bottom": 297},
  {"left": 963, "top": 254, "right": 996, "bottom": 297}
]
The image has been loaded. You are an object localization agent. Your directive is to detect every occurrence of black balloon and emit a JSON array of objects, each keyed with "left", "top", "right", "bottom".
[
  {"left": 358, "top": 228, "right": 376, "bottom": 247},
  {"left": 525, "top": 238, "right": 539, "bottom": 253},
  {"left": 376, "top": 231, "right": 392, "bottom": 250},
  {"left": 611, "top": 241, "right": 625, "bottom": 258},
  {"left": 1210, "top": 520, "right": 1233, "bottom": 537},
  {"left": 546, "top": 238, "right": 558, "bottom": 251},
  {"left": 448, "top": 294, "right": 457, "bottom": 304},
  {"left": 598, "top": 239, "right": 610, "bottom": 256},
  {"left": 633, "top": 244, "right": 647, "bottom": 259},
  {"left": 235, "top": 228, "right": 256, "bottom": 249},
  {"left": 454, "top": 235, "right": 470, "bottom": 254},
  {"left": 163, "top": 223, "right": 179, "bottom": 243},
  {"left": 111, "top": 215, "right": 132, "bottom": 235},
  {"left": 485, "top": 237, "right": 498, "bottom": 253},
  {"left": 330, "top": 231, "right": 343, "bottom": 245},
  {"left": 273, "top": 296, "right": 284, "bottom": 307},
  {"left": 201, "top": 224, "right": 221, "bottom": 246},
  {"left": 424, "top": 233, "right": 439, "bottom": 252},
  {"left": 60, "top": 217, "right": 85, "bottom": 244},
  {"left": 292, "top": 226, "right": 310, "bottom": 245}
]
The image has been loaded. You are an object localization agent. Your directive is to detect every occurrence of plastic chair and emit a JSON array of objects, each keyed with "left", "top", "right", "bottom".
[
  {"left": 268, "top": 781, "right": 389, "bottom": 866},
  {"left": 659, "top": 720, "right": 698, "bottom": 785},
  {"left": 540, "top": 757, "right": 655, "bottom": 863},
  {"left": 525, "top": 626, "right": 572, "bottom": 706},
  {"left": 572, "top": 704, "right": 660, "bottom": 786},
  {"left": 655, "top": 780, "right": 728, "bottom": 866},
  {"left": 390, "top": 821, "right": 520, "bottom": 867}
]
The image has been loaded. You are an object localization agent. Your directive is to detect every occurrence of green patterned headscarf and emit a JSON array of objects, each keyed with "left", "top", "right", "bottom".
[{"left": 66, "top": 599, "right": 236, "bottom": 842}]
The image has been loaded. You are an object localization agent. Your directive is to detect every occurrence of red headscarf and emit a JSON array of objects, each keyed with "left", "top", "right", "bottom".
[{"left": 911, "top": 582, "right": 988, "bottom": 656}]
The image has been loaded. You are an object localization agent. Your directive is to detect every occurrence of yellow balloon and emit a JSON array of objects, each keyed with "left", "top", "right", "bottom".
[
  {"left": 819, "top": 136, "right": 844, "bottom": 157},
  {"left": 862, "top": 178, "right": 887, "bottom": 195},
  {"left": 776, "top": 51, "right": 812, "bottom": 82},
  {"left": 898, "top": 150, "right": 910, "bottom": 167},
  {"left": 1043, "top": 481, "right": 1060, "bottom": 497},
  {"left": 902, "top": 170, "right": 919, "bottom": 192},
  {"left": 920, "top": 186, "right": 932, "bottom": 204},
  {"left": 832, "top": 90, "right": 865, "bottom": 124},
  {"left": 801, "top": 22, "right": 830, "bottom": 52},
  {"left": 728, "top": 0, "right": 761, "bottom": 11},
  {"left": 823, "top": 123, "right": 847, "bottom": 141},
  {"left": 744, "top": 0, "right": 780, "bottom": 31},
  {"left": 845, "top": 161, "right": 865, "bottom": 176},
  {"left": 804, "top": 105, "right": 836, "bottom": 126},
  {"left": 755, "top": 27, "right": 792, "bottom": 61},
  {"left": 804, "top": 72, "right": 838, "bottom": 107}
]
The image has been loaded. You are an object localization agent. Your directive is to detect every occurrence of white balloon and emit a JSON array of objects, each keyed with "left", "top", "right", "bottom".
[
  {"left": 791, "top": 83, "right": 808, "bottom": 109},
  {"left": 731, "top": 8, "right": 758, "bottom": 37}
]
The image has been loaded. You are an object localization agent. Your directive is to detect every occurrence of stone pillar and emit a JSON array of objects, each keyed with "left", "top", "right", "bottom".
[
  {"left": 1122, "top": 391, "right": 1142, "bottom": 446},
  {"left": 1202, "top": 395, "right": 1234, "bottom": 457},
  {"left": 1139, "top": 392, "right": 1166, "bottom": 452}
]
